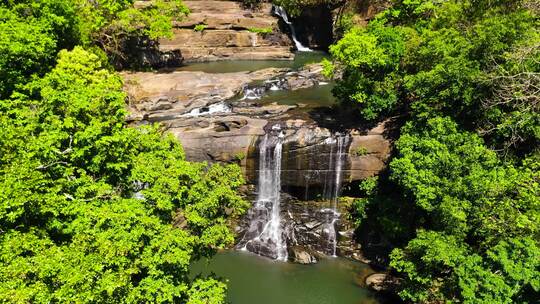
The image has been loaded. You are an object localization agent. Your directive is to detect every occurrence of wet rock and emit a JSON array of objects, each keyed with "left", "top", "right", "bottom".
[
  {"left": 289, "top": 246, "right": 317, "bottom": 264},
  {"left": 123, "top": 68, "right": 288, "bottom": 120},
  {"left": 285, "top": 63, "right": 327, "bottom": 90}
]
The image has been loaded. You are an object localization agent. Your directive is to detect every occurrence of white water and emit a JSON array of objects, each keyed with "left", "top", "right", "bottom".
[
  {"left": 242, "top": 128, "right": 288, "bottom": 261},
  {"left": 322, "top": 134, "right": 349, "bottom": 256},
  {"left": 240, "top": 87, "right": 264, "bottom": 100},
  {"left": 182, "top": 102, "right": 231, "bottom": 117},
  {"left": 273, "top": 6, "right": 312, "bottom": 52}
]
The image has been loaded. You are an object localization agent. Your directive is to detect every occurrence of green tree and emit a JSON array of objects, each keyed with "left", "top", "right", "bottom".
[
  {"left": 0, "top": 47, "right": 248, "bottom": 303},
  {"left": 75, "top": 0, "right": 189, "bottom": 63},
  {"left": 0, "top": 0, "right": 188, "bottom": 98},
  {"left": 328, "top": 21, "right": 406, "bottom": 120},
  {"left": 389, "top": 117, "right": 540, "bottom": 303},
  {"left": 0, "top": 0, "right": 80, "bottom": 98},
  {"left": 328, "top": 0, "right": 539, "bottom": 153}
]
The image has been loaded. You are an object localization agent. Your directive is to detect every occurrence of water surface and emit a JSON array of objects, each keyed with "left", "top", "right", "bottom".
[
  {"left": 177, "top": 51, "right": 329, "bottom": 73},
  {"left": 191, "top": 251, "right": 382, "bottom": 304},
  {"left": 259, "top": 82, "right": 336, "bottom": 107}
]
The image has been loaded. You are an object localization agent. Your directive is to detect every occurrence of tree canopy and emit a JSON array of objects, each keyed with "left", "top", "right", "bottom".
[
  {"left": 0, "top": 45, "right": 248, "bottom": 304},
  {"left": 0, "top": 0, "right": 188, "bottom": 99},
  {"left": 328, "top": 1, "right": 540, "bottom": 302},
  {"left": 0, "top": 1, "right": 248, "bottom": 303}
]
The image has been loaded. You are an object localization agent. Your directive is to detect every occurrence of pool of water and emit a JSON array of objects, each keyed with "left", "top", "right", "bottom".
[
  {"left": 176, "top": 51, "right": 329, "bottom": 73},
  {"left": 190, "top": 251, "right": 383, "bottom": 304},
  {"left": 258, "top": 82, "right": 336, "bottom": 107}
]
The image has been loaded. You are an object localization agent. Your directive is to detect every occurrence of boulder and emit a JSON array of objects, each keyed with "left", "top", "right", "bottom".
[{"left": 289, "top": 246, "right": 318, "bottom": 264}]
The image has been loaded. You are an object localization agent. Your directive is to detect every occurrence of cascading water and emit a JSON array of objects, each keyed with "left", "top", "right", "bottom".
[
  {"left": 238, "top": 126, "right": 288, "bottom": 260},
  {"left": 273, "top": 6, "right": 312, "bottom": 52},
  {"left": 240, "top": 86, "right": 265, "bottom": 100},
  {"left": 181, "top": 102, "right": 231, "bottom": 117},
  {"left": 321, "top": 133, "right": 349, "bottom": 256},
  {"left": 240, "top": 78, "right": 288, "bottom": 100}
]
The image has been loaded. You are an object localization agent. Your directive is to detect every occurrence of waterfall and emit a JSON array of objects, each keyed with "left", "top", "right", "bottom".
[
  {"left": 323, "top": 134, "right": 349, "bottom": 204},
  {"left": 239, "top": 126, "right": 288, "bottom": 261},
  {"left": 322, "top": 133, "right": 349, "bottom": 256},
  {"left": 273, "top": 6, "right": 312, "bottom": 52}
]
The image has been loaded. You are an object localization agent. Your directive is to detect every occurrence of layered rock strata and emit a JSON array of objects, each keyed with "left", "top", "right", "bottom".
[
  {"left": 158, "top": 1, "right": 294, "bottom": 62},
  {"left": 123, "top": 65, "right": 391, "bottom": 189}
]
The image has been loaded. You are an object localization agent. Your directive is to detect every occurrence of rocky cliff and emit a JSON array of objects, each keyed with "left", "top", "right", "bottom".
[
  {"left": 123, "top": 64, "right": 391, "bottom": 192},
  {"left": 156, "top": 1, "right": 295, "bottom": 62}
]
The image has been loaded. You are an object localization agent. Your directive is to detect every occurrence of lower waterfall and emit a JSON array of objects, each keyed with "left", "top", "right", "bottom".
[
  {"left": 238, "top": 129, "right": 351, "bottom": 261},
  {"left": 238, "top": 126, "right": 288, "bottom": 260}
]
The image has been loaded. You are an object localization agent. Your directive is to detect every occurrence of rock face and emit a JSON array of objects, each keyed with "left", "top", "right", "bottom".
[
  {"left": 293, "top": 6, "right": 334, "bottom": 50},
  {"left": 235, "top": 194, "right": 366, "bottom": 262},
  {"left": 123, "top": 67, "right": 287, "bottom": 121},
  {"left": 158, "top": 1, "right": 294, "bottom": 62},
  {"left": 289, "top": 246, "right": 318, "bottom": 264},
  {"left": 365, "top": 273, "right": 400, "bottom": 292},
  {"left": 123, "top": 64, "right": 392, "bottom": 189}
]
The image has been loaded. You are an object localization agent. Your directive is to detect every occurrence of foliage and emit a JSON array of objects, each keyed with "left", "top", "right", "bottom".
[
  {"left": 248, "top": 27, "right": 273, "bottom": 34},
  {"left": 0, "top": 0, "right": 80, "bottom": 98},
  {"left": 0, "top": 0, "right": 189, "bottom": 79},
  {"left": 388, "top": 116, "right": 540, "bottom": 302},
  {"left": 272, "top": 0, "right": 341, "bottom": 17},
  {"left": 332, "top": 1, "right": 540, "bottom": 302},
  {"left": 233, "top": 152, "right": 246, "bottom": 162},
  {"left": 0, "top": 48, "right": 248, "bottom": 303},
  {"left": 194, "top": 24, "right": 208, "bottom": 32},
  {"left": 76, "top": 0, "right": 189, "bottom": 64},
  {"left": 328, "top": 0, "right": 539, "bottom": 153},
  {"left": 334, "top": 11, "right": 355, "bottom": 38},
  {"left": 352, "top": 146, "right": 368, "bottom": 156},
  {"left": 328, "top": 21, "right": 406, "bottom": 120}
]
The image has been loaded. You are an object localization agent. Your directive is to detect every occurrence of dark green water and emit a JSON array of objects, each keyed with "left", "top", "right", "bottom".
[
  {"left": 177, "top": 51, "right": 329, "bottom": 73},
  {"left": 191, "top": 251, "right": 382, "bottom": 304}
]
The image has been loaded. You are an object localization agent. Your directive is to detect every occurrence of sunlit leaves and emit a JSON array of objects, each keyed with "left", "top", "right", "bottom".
[{"left": 0, "top": 48, "right": 245, "bottom": 303}]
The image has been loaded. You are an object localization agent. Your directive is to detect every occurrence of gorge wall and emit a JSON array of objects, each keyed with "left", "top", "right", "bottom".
[{"left": 125, "top": 0, "right": 394, "bottom": 264}]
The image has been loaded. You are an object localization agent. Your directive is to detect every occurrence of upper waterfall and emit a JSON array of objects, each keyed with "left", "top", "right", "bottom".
[{"left": 273, "top": 6, "right": 313, "bottom": 52}]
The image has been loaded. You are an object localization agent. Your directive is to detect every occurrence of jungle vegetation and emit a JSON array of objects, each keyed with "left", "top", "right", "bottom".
[
  {"left": 0, "top": 1, "right": 248, "bottom": 303},
  {"left": 326, "top": 0, "right": 540, "bottom": 303}
]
